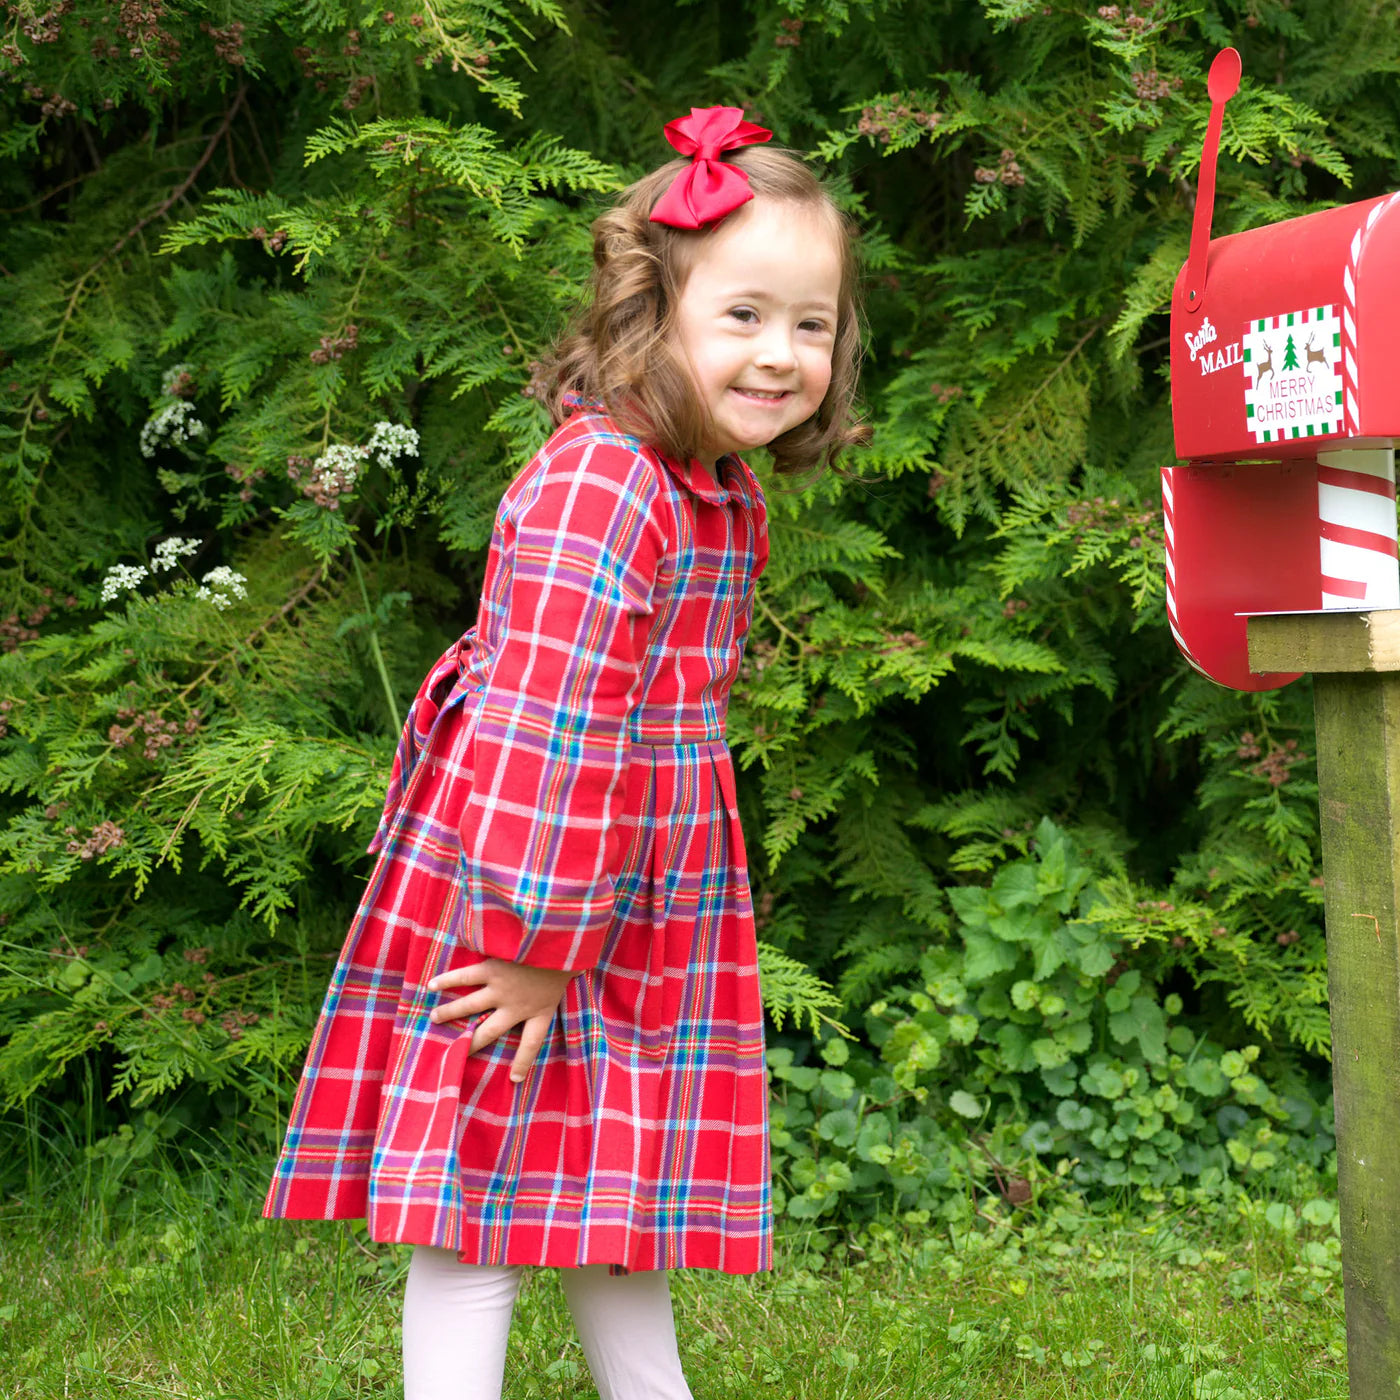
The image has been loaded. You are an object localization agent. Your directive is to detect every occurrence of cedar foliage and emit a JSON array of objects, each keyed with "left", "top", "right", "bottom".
[{"left": 1, "top": 0, "right": 1389, "bottom": 1179}]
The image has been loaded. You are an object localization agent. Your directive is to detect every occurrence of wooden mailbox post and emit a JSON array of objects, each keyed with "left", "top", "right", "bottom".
[
  {"left": 1165, "top": 49, "right": 1400, "bottom": 1397},
  {"left": 1248, "top": 612, "right": 1400, "bottom": 1396}
]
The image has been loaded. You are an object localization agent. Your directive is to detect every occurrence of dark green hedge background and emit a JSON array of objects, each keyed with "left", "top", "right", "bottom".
[{"left": 4, "top": 0, "right": 1389, "bottom": 1216}]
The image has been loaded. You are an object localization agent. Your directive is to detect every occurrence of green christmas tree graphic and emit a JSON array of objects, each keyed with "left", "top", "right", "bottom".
[{"left": 1282, "top": 333, "right": 1300, "bottom": 371}]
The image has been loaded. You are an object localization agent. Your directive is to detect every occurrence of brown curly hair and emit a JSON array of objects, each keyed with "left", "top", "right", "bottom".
[{"left": 540, "top": 143, "right": 867, "bottom": 479}]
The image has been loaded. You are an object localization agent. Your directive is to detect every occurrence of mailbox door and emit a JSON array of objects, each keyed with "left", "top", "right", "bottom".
[{"left": 1163, "top": 461, "right": 1315, "bottom": 690}]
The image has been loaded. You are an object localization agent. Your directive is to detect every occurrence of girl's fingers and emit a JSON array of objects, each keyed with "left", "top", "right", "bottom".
[
  {"left": 467, "top": 1009, "right": 516, "bottom": 1056},
  {"left": 428, "top": 988, "right": 492, "bottom": 1024},
  {"left": 426, "top": 960, "right": 492, "bottom": 993},
  {"left": 509, "top": 1015, "right": 551, "bottom": 1083}
]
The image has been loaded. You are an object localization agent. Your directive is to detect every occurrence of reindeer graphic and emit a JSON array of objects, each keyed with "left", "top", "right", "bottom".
[
  {"left": 1254, "top": 338, "right": 1277, "bottom": 389},
  {"left": 1304, "top": 333, "right": 1330, "bottom": 375}
]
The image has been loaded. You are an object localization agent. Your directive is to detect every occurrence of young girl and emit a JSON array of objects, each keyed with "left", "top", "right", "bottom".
[{"left": 264, "top": 105, "right": 864, "bottom": 1400}]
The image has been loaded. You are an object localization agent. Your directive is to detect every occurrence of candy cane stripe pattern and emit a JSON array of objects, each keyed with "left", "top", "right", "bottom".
[
  {"left": 1316, "top": 447, "right": 1400, "bottom": 609},
  {"left": 1160, "top": 466, "right": 1211, "bottom": 677},
  {"left": 1325, "top": 191, "right": 1400, "bottom": 608},
  {"left": 1343, "top": 232, "right": 1361, "bottom": 434},
  {"left": 1345, "top": 190, "right": 1400, "bottom": 435}
]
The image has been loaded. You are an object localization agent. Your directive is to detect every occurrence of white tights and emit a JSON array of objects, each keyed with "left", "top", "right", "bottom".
[{"left": 402, "top": 1244, "right": 694, "bottom": 1400}]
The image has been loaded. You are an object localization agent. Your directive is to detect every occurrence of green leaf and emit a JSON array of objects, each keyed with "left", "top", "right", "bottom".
[
  {"left": 1167, "top": 1025, "right": 1195, "bottom": 1055},
  {"left": 1010, "top": 978, "right": 1039, "bottom": 1010},
  {"left": 1183, "top": 1058, "right": 1228, "bottom": 1098},
  {"left": 776, "top": 1065, "right": 820, "bottom": 1093},
  {"left": 946, "top": 1012, "right": 979, "bottom": 1044},
  {"left": 996, "top": 1022, "right": 1038, "bottom": 1073},
  {"left": 1075, "top": 941, "right": 1117, "bottom": 977},
  {"left": 1109, "top": 995, "right": 1167, "bottom": 1063},
  {"left": 1057, "top": 1099, "right": 1096, "bottom": 1131},
  {"left": 947, "top": 885, "right": 990, "bottom": 928},
  {"left": 1052, "top": 1020, "right": 1092, "bottom": 1054},
  {"left": 962, "top": 930, "right": 1020, "bottom": 982},
  {"left": 949, "top": 1090, "right": 984, "bottom": 1118},
  {"left": 1081, "top": 1063, "right": 1127, "bottom": 1100},
  {"left": 1040, "top": 1061, "right": 1079, "bottom": 1097},
  {"left": 1032, "top": 1036, "right": 1070, "bottom": 1070},
  {"left": 990, "top": 861, "right": 1041, "bottom": 910},
  {"left": 819, "top": 1069, "right": 857, "bottom": 1102},
  {"left": 1021, "top": 1120, "right": 1056, "bottom": 1153},
  {"left": 817, "top": 1108, "right": 860, "bottom": 1147},
  {"left": 855, "top": 1114, "right": 894, "bottom": 1165},
  {"left": 128, "top": 954, "right": 165, "bottom": 988},
  {"left": 1301, "top": 1198, "right": 1337, "bottom": 1228}
]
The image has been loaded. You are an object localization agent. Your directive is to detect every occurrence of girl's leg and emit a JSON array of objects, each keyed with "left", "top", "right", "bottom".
[
  {"left": 402, "top": 1244, "right": 523, "bottom": 1400},
  {"left": 559, "top": 1264, "right": 694, "bottom": 1400}
]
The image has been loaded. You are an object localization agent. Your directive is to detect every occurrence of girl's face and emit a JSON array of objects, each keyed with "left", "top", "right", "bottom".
[{"left": 671, "top": 198, "right": 843, "bottom": 470}]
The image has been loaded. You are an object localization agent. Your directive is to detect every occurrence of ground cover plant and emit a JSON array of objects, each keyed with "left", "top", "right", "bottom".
[
  {"left": 3, "top": 0, "right": 1395, "bottom": 1244},
  {"left": 0, "top": 1123, "right": 1348, "bottom": 1399}
]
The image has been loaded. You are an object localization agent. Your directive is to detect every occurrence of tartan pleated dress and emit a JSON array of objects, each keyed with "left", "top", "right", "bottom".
[{"left": 263, "top": 404, "right": 773, "bottom": 1275}]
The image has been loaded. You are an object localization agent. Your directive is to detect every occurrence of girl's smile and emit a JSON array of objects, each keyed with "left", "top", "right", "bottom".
[{"left": 670, "top": 198, "right": 844, "bottom": 469}]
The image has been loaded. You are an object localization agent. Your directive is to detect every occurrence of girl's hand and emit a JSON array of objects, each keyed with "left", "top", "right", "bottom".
[{"left": 426, "top": 958, "right": 577, "bottom": 1082}]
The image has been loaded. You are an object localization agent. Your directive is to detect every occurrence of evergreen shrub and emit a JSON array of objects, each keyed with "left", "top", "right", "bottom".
[{"left": 3, "top": 0, "right": 1388, "bottom": 1220}]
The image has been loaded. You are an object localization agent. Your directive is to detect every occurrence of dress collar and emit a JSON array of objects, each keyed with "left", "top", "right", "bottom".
[
  {"left": 562, "top": 393, "right": 757, "bottom": 509},
  {"left": 658, "top": 450, "right": 756, "bottom": 509}
]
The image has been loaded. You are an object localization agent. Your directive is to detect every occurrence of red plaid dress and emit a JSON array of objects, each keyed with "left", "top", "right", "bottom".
[{"left": 263, "top": 405, "right": 772, "bottom": 1274}]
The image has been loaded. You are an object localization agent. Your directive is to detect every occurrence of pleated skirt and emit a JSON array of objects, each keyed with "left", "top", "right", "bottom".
[{"left": 264, "top": 683, "right": 774, "bottom": 1275}]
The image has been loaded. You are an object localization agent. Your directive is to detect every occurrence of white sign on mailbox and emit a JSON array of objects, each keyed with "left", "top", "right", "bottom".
[{"left": 1242, "top": 306, "right": 1343, "bottom": 445}]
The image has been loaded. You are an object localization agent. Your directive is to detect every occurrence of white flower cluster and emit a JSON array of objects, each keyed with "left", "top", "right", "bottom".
[
  {"left": 311, "top": 442, "right": 368, "bottom": 496},
  {"left": 139, "top": 399, "right": 208, "bottom": 459},
  {"left": 160, "top": 362, "right": 195, "bottom": 396},
  {"left": 366, "top": 420, "right": 420, "bottom": 469},
  {"left": 98, "top": 540, "right": 247, "bottom": 612},
  {"left": 99, "top": 564, "right": 149, "bottom": 605},
  {"left": 287, "top": 423, "right": 419, "bottom": 510},
  {"left": 151, "top": 536, "right": 200, "bottom": 572},
  {"left": 194, "top": 566, "right": 248, "bottom": 610}
]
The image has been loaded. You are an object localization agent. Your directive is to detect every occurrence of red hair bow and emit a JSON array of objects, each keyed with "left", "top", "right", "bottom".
[{"left": 649, "top": 106, "right": 773, "bottom": 230}]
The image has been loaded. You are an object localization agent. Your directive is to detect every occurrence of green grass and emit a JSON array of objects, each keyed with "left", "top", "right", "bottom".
[{"left": 0, "top": 1128, "right": 1346, "bottom": 1400}]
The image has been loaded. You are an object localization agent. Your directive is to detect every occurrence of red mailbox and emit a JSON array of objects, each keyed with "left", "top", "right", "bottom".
[{"left": 1164, "top": 49, "right": 1400, "bottom": 690}]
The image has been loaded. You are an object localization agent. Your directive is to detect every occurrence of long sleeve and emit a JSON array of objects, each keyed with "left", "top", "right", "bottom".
[{"left": 457, "top": 436, "right": 668, "bottom": 971}]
